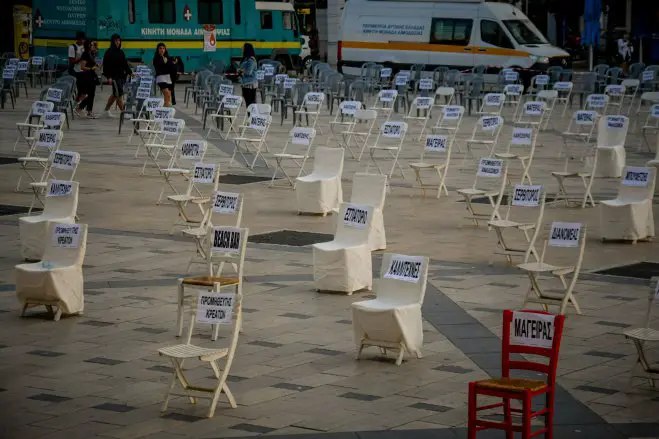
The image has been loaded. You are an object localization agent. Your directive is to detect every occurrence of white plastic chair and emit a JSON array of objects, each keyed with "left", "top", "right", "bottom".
[
  {"left": 515, "top": 101, "right": 546, "bottom": 130},
  {"left": 157, "top": 140, "right": 208, "bottom": 205},
  {"left": 433, "top": 86, "right": 455, "bottom": 111},
  {"left": 366, "top": 121, "right": 408, "bottom": 188},
  {"left": 347, "top": 173, "right": 387, "bottom": 251},
  {"left": 352, "top": 253, "right": 430, "bottom": 365},
  {"left": 19, "top": 181, "right": 79, "bottom": 261},
  {"left": 271, "top": 127, "right": 317, "bottom": 188},
  {"left": 560, "top": 110, "right": 598, "bottom": 158},
  {"left": 312, "top": 202, "right": 373, "bottom": 294},
  {"left": 16, "top": 223, "right": 88, "bottom": 321},
  {"left": 296, "top": 146, "right": 344, "bottom": 215},
  {"left": 517, "top": 221, "right": 586, "bottom": 315},
  {"left": 29, "top": 150, "right": 80, "bottom": 215},
  {"left": 457, "top": 157, "right": 508, "bottom": 226},
  {"left": 595, "top": 115, "right": 629, "bottom": 178},
  {"left": 600, "top": 166, "right": 656, "bottom": 244},
  {"left": 623, "top": 277, "right": 659, "bottom": 387},
  {"left": 495, "top": 127, "right": 538, "bottom": 185},
  {"left": 410, "top": 131, "right": 456, "bottom": 199}
]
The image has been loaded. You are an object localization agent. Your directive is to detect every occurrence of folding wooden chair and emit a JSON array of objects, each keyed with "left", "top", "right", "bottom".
[
  {"left": 271, "top": 127, "right": 316, "bottom": 188},
  {"left": 369, "top": 89, "right": 398, "bottom": 121},
  {"left": 44, "top": 87, "right": 70, "bottom": 128},
  {"left": 488, "top": 184, "right": 546, "bottom": 264},
  {"left": 327, "top": 100, "right": 362, "bottom": 147},
  {"left": 551, "top": 143, "right": 597, "bottom": 209},
  {"left": 366, "top": 121, "right": 407, "bottom": 189},
  {"left": 229, "top": 113, "right": 272, "bottom": 169},
  {"left": 503, "top": 84, "right": 525, "bottom": 119},
  {"left": 157, "top": 140, "right": 208, "bottom": 205},
  {"left": 457, "top": 157, "right": 508, "bottom": 226},
  {"left": 294, "top": 92, "right": 325, "bottom": 132},
  {"left": 14, "top": 101, "right": 53, "bottom": 152},
  {"left": 517, "top": 221, "right": 586, "bottom": 315},
  {"left": 495, "top": 127, "right": 538, "bottom": 185},
  {"left": 205, "top": 94, "right": 244, "bottom": 141},
  {"left": 410, "top": 132, "right": 455, "bottom": 199},
  {"left": 141, "top": 118, "right": 185, "bottom": 176},
  {"left": 433, "top": 86, "right": 455, "bottom": 112},
  {"left": 552, "top": 81, "right": 573, "bottom": 117},
  {"left": 159, "top": 284, "right": 243, "bottom": 417},
  {"left": 584, "top": 93, "right": 609, "bottom": 114},
  {"left": 559, "top": 110, "right": 598, "bottom": 159},
  {"left": 182, "top": 192, "right": 243, "bottom": 274},
  {"left": 127, "top": 97, "right": 164, "bottom": 146},
  {"left": 515, "top": 101, "right": 546, "bottom": 131},
  {"left": 169, "top": 162, "right": 220, "bottom": 234},
  {"left": 477, "top": 93, "right": 506, "bottom": 116},
  {"left": 16, "top": 123, "right": 64, "bottom": 192},
  {"left": 536, "top": 90, "right": 558, "bottom": 131},
  {"left": 623, "top": 277, "right": 659, "bottom": 388},
  {"left": 463, "top": 115, "right": 504, "bottom": 166},
  {"left": 342, "top": 109, "right": 378, "bottom": 161},
  {"left": 403, "top": 96, "right": 433, "bottom": 141},
  {"left": 604, "top": 84, "right": 626, "bottom": 114},
  {"left": 640, "top": 104, "right": 659, "bottom": 152},
  {"left": 28, "top": 150, "right": 80, "bottom": 215},
  {"left": 620, "top": 79, "right": 639, "bottom": 114}
]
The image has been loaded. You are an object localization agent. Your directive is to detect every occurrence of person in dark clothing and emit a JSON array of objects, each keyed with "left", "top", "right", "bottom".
[
  {"left": 68, "top": 31, "right": 86, "bottom": 107},
  {"left": 75, "top": 39, "right": 99, "bottom": 118},
  {"left": 309, "top": 28, "right": 320, "bottom": 60},
  {"left": 238, "top": 43, "right": 258, "bottom": 109},
  {"left": 103, "top": 33, "right": 133, "bottom": 117},
  {"left": 170, "top": 56, "right": 184, "bottom": 105},
  {"left": 153, "top": 42, "right": 178, "bottom": 107}
]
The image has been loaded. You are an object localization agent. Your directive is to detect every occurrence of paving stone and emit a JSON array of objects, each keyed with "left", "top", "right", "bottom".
[
  {"left": 230, "top": 423, "right": 277, "bottom": 434},
  {"left": 408, "top": 403, "right": 453, "bottom": 413},
  {"left": 27, "top": 350, "right": 65, "bottom": 357},
  {"left": 271, "top": 383, "right": 314, "bottom": 392},
  {"left": 27, "top": 393, "right": 73, "bottom": 403},
  {"left": 134, "top": 327, "right": 168, "bottom": 334},
  {"left": 162, "top": 413, "right": 204, "bottom": 422},
  {"left": 248, "top": 340, "right": 283, "bottom": 348},
  {"left": 84, "top": 357, "right": 126, "bottom": 366},
  {"left": 574, "top": 385, "right": 619, "bottom": 395},
  {"left": 306, "top": 348, "right": 344, "bottom": 356},
  {"left": 433, "top": 365, "right": 474, "bottom": 374},
  {"left": 92, "top": 403, "right": 137, "bottom": 413},
  {"left": 80, "top": 320, "right": 115, "bottom": 327},
  {"left": 339, "top": 392, "right": 382, "bottom": 402},
  {"left": 584, "top": 351, "right": 627, "bottom": 360}
]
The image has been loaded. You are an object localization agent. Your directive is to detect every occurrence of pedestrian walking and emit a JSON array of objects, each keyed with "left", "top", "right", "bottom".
[
  {"left": 153, "top": 43, "right": 177, "bottom": 107},
  {"left": 617, "top": 32, "right": 633, "bottom": 73},
  {"left": 102, "top": 33, "right": 133, "bottom": 117},
  {"left": 74, "top": 39, "right": 100, "bottom": 118},
  {"left": 239, "top": 43, "right": 258, "bottom": 109},
  {"left": 68, "top": 31, "right": 85, "bottom": 106}
]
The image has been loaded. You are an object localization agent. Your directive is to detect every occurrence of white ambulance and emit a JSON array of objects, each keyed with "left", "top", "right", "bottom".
[{"left": 338, "top": 0, "right": 569, "bottom": 76}]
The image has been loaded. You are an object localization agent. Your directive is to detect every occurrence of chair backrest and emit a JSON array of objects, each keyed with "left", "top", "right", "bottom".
[
  {"left": 35, "top": 127, "right": 64, "bottom": 153},
  {"left": 375, "top": 253, "right": 430, "bottom": 305},
  {"left": 565, "top": 110, "right": 597, "bottom": 138},
  {"left": 44, "top": 180, "right": 79, "bottom": 219},
  {"left": 334, "top": 100, "right": 362, "bottom": 122},
  {"left": 244, "top": 113, "right": 271, "bottom": 139},
  {"left": 501, "top": 184, "right": 546, "bottom": 225},
  {"left": 597, "top": 115, "right": 629, "bottom": 147},
  {"left": 433, "top": 66, "right": 449, "bottom": 84},
  {"left": 29, "top": 101, "right": 55, "bottom": 120},
  {"left": 375, "top": 89, "right": 398, "bottom": 109},
  {"left": 537, "top": 90, "right": 558, "bottom": 106},
  {"left": 49, "top": 150, "right": 80, "bottom": 181},
  {"left": 629, "top": 62, "right": 646, "bottom": 79},
  {"left": 283, "top": 126, "right": 316, "bottom": 157},
  {"left": 606, "top": 67, "right": 623, "bottom": 83},
  {"left": 585, "top": 93, "right": 609, "bottom": 111},
  {"left": 503, "top": 84, "right": 524, "bottom": 100},
  {"left": 517, "top": 101, "right": 545, "bottom": 125},
  {"left": 618, "top": 166, "right": 656, "bottom": 202},
  {"left": 206, "top": 190, "right": 244, "bottom": 229},
  {"left": 188, "top": 162, "right": 220, "bottom": 198},
  {"left": 220, "top": 94, "right": 244, "bottom": 115},
  {"left": 593, "top": 64, "right": 609, "bottom": 78},
  {"left": 351, "top": 173, "right": 386, "bottom": 209},
  {"left": 473, "top": 157, "right": 507, "bottom": 193},
  {"left": 408, "top": 96, "right": 433, "bottom": 115},
  {"left": 171, "top": 139, "right": 208, "bottom": 169},
  {"left": 334, "top": 202, "right": 373, "bottom": 245},
  {"left": 472, "top": 115, "right": 504, "bottom": 141},
  {"left": 208, "top": 226, "right": 249, "bottom": 279},
  {"left": 306, "top": 147, "right": 342, "bottom": 184},
  {"left": 620, "top": 79, "right": 639, "bottom": 95},
  {"left": 416, "top": 77, "right": 434, "bottom": 96},
  {"left": 531, "top": 74, "right": 550, "bottom": 91},
  {"left": 501, "top": 309, "right": 565, "bottom": 386},
  {"left": 301, "top": 90, "right": 324, "bottom": 109},
  {"left": 645, "top": 104, "right": 659, "bottom": 129},
  {"left": 572, "top": 72, "right": 597, "bottom": 93},
  {"left": 373, "top": 121, "right": 408, "bottom": 149},
  {"left": 246, "top": 103, "right": 272, "bottom": 116},
  {"left": 42, "top": 222, "right": 88, "bottom": 267}
]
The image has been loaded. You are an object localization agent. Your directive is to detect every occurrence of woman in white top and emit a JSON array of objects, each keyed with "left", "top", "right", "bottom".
[{"left": 617, "top": 33, "right": 633, "bottom": 70}]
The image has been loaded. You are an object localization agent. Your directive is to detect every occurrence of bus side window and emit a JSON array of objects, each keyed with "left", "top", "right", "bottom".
[
  {"left": 430, "top": 18, "right": 472, "bottom": 46},
  {"left": 260, "top": 11, "right": 273, "bottom": 29},
  {"left": 198, "top": 0, "right": 223, "bottom": 24},
  {"left": 480, "top": 20, "right": 514, "bottom": 49},
  {"left": 234, "top": 0, "right": 241, "bottom": 25},
  {"left": 283, "top": 11, "right": 299, "bottom": 37},
  {"left": 148, "top": 0, "right": 176, "bottom": 24},
  {"left": 128, "top": 0, "right": 136, "bottom": 24}
]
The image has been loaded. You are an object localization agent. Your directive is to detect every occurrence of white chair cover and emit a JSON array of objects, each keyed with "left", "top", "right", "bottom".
[
  {"left": 19, "top": 181, "right": 79, "bottom": 260},
  {"left": 296, "top": 147, "right": 344, "bottom": 214},
  {"left": 312, "top": 202, "right": 373, "bottom": 293},
  {"left": 600, "top": 167, "right": 656, "bottom": 242},
  {"left": 352, "top": 253, "right": 429, "bottom": 364},
  {"left": 350, "top": 173, "right": 387, "bottom": 251},
  {"left": 595, "top": 115, "right": 628, "bottom": 178},
  {"left": 16, "top": 223, "right": 88, "bottom": 316}
]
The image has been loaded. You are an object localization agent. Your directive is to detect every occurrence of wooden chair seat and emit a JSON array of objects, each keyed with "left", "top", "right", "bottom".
[
  {"left": 182, "top": 276, "right": 240, "bottom": 287},
  {"left": 475, "top": 377, "right": 547, "bottom": 393}
]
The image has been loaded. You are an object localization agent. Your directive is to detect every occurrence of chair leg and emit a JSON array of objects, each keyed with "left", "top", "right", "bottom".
[
  {"left": 522, "top": 394, "right": 532, "bottom": 439},
  {"left": 504, "top": 397, "right": 514, "bottom": 439},
  {"left": 467, "top": 382, "right": 477, "bottom": 439},
  {"left": 545, "top": 390, "right": 555, "bottom": 439}
]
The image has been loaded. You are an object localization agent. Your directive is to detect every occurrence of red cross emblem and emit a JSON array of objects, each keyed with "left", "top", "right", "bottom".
[{"left": 183, "top": 5, "right": 192, "bottom": 21}]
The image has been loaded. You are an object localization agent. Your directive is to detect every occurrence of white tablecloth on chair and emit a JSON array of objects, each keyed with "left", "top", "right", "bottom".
[
  {"left": 595, "top": 146, "right": 625, "bottom": 178},
  {"left": 312, "top": 241, "right": 372, "bottom": 293},
  {"left": 296, "top": 147, "right": 344, "bottom": 215},
  {"left": 600, "top": 198, "right": 654, "bottom": 241},
  {"left": 352, "top": 301, "right": 423, "bottom": 356},
  {"left": 15, "top": 262, "right": 85, "bottom": 315}
]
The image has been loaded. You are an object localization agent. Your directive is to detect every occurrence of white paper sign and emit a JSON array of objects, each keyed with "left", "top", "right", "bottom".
[
  {"left": 2, "top": 69, "right": 14, "bottom": 79},
  {"left": 219, "top": 84, "right": 234, "bottom": 96},
  {"left": 37, "top": 129, "right": 60, "bottom": 148},
  {"left": 196, "top": 292, "right": 235, "bottom": 324},
  {"left": 535, "top": 75, "right": 550, "bottom": 85},
  {"left": 153, "top": 108, "right": 174, "bottom": 120},
  {"left": 32, "top": 56, "right": 44, "bottom": 66},
  {"left": 274, "top": 74, "right": 287, "bottom": 84},
  {"left": 651, "top": 105, "right": 659, "bottom": 118},
  {"left": 341, "top": 101, "right": 360, "bottom": 115},
  {"left": 524, "top": 101, "right": 544, "bottom": 116},
  {"left": 33, "top": 101, "right": 53, "bottom": 116},
  {"left": 384, "top": 254, "right": 425, "bottom": 283},
  {"left": 380, "top": 67, "right": 392, "bottom": 78},
  {"left": 181, "top": 140, "right": 205, "bottom": 158},
  {"left": 263, "top": 64, "right": 275, "bottom": 76},
  {"left": 249, "top": 115, "right": 268, "bottom": 131},
  {"left": 382, "top": 122, "right": 404, "bottom": 138},
  {"left": 415, "top": 97, "right": 432, "bottom": 110},
  {"left": 553, "top": 81, "right": 572, "bottom": 91},
  {"left": 211, "top": 226, "right": 242, "bottom": 254},
  {"left": 292, "top": 127, "right": 314, "bottom": 145},
  {"left": 17, "top": 61, "right": 28, "bottom": 72},
  {"left": 419, "top": 78, "right": 433, "bottom": 90},
  {"left": 343, "top": 204, "right": 372, "bottom": 229},
  {"left": 575, "top": 110, "right": 596, "bottom": 125},
  {"left": 7, "top": 58, "right": 18, "bottom": 66},
  {"left": 136, "top": 87, "right": 151, "bottom": 100},
  {"left": 481, "top": 116, "right": 502, "bottom": 131},
  {"left": 622, "top": 167, "right": 651, "bottom": 187},
  {"left": 505, "top": 84, "right": 523, "bottom": 96},
  {"left": 504, "top": 71, "right": 519, "bottom": 82},
  {"left": 395, "top": 75, "right": 408, "bottom": 86},
  {"left": 443, "top": 105, "right": 462, "bottom": 120},
  {"left": 43, "top": 112, "right": 65, "bottom": 127},
  {"left": 425, "top": 134, "right": 448, "bottom": 152},
  {"left": 606, "top": 85, "right": 624, "bottom": 96},
  {"left": 193, "top": 163, "right": 216, "bottom": 183},
  {"left": 212, "top": 191, "right": 240, "bottom": 214},
  {"left": 606, "top": 115, "right": 626, "bottom": 130},
  {"left": 511, "top": 127, "right": 534, "bottom": 145},
  {"left": 484, "top": 93, "right": 504, "bottom": 106},
  {"left": 642, "top": 70, "right": 655, "bottom": 81},
  {"left": 140, "top": 77, "right": 153, "bottom": 87},
  {"left": 283, "top": 78, "right": 297, "bottom": 89},
  {"left": 52, "top": 151, "right": 77, "bottom": 170},
  {"left": 305, "top": 92, "right": 324, "bottom": 104},
  {"left": 145, "top": 98, "right": 162, "bottom": 110},
  {"left": 587, "top": 94, "right": 607, "bottom": 108},
  {"left": 161, "top": 119, "right": 181, "bottom": 135},
  {"left": 52, "top": 223, "right": 81, "bottom": 249},
  {"left": 47, "top": 180, "right": 73, "bottom": 197},
  {"left": 477, "top": 158, "right": 503, "bottom": 177},
  {"left": 512, "top": 184, "right": 541, "bottom": 207},
  {"left": 379, "top": 89, "right": 397, "bottom": 103},
  {"left": 549, "top": 222, "right": 581, "bottom": 248},
  {"left": 511, "top": 311, "right": 555, "bottom": 349},
  {"left": 256, "top": 70, "right": 265, "bottom": 80},
  {"left": 46, "top": 88, "right": 63, "bottom": 102},
  {"left": 222, "top": 95, "right": 241, "bottom": 109}
]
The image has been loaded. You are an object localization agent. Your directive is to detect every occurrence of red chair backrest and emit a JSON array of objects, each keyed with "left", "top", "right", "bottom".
[{"left": 501, "top": 309, "right": 565, "bottom": 387}]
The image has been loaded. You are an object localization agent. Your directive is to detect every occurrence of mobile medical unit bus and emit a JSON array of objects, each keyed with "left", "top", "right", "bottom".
[
  {"left": 32, "top": 0, "right": 303, "bottom": 72},
  {"left": 338, "top": 0, "right": 569, "bottom": 76}
]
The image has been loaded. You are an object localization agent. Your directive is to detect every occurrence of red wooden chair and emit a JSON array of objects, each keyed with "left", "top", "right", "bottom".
[{"left": 468, "top": 309, "right": 565, "bottom": 439}]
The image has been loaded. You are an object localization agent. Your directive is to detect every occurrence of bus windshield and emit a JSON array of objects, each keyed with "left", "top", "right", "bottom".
[{"left": 502, "top": 19, "right": 547, "bottom": 45}]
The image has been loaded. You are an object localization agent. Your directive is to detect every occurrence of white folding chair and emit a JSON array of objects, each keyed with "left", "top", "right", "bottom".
[
  {"left": 635, "top": 92, "right": 659, "bottom": 128},
  {"left": 623, "top": 277, "right": 659, "bottom": 388},
  {"left": 352, "top": 253, "right": 430, "bottom": 365},
  {"left": 552, "top": 81, "right": 573, "bottom": 117},
  {"left": 134, "top": 105, "right": 175, "bottom": 159},
  {"left": 528, "top": 74, "right": 550, "bottom": 96},
  {"left": 410, "top": 130, "right": 456, "bottom": 199},
  {"left": 584, "top": 93, "right": 610, "bottom": 114},
  {"left": 488, "top": 184, "right": 546, "bottom": 264},
  {"left": 347, "top": 173, "right": 387, "bottom": 251},
  {"left": 515, "top": 100, "right": 546, "bottom": 131},
  {"left": 206, "top": 94, "right": 244, "bottom": 141},
  {"left": 229, "top": 113, "right": 272, "bottom": 169},
  {"left": 141, "top": 118, "right": 185, "bottom": 176},
  {"left": 296, "top": 147, "right": 344, "bottom": 215},
  {"left": 463, "top": 115, "right": 504, "bottom": 165},
  {"left": 168, "top": 162, "right": 220, "bottom": 234},
  {"left": 620, "top": 79, "right": 639, "bottom": 114},
  {"left": 517, "top": 221, "right": 586, "bottom": 315},
  {"left": 14, "top": 101, "right": 53, "bottom": 152},
  {"left": 640, "top": 104, "right": 659, "bottom": 152},
  {"left": 430, "top": 104, "right": 464, "bottom": 138},
  {"left": 16, "top": 120, "right": 64, "bottom": 192},
  {"left": 128, "top": 97, "right": 164, "bottom": 147},
  {"left": 312, "top": 202, "right": 373, "bottom": 294},
  {"left": 604, "top": 84, "right": 626, "bottom": 114},
  {"left": 477, "top": 93, "right": 505, "bottom": 116},
  {"left": 595, "top": 115, "right": 629, "bottom": 178},
  {"left": 182, "top": 192, "right": 243, "bottom": 274},
  {"left": 503, "top": 84, "right": 525, "bottom": 118},
  {"left": 160, "top": 280, "right": 243, "bottom": 417},
  {"left": 271, "top": 127, "right": 316, "bottom": 188},
  {"left": 495, "top": 127, "right": 538, "bottom": 185},
  {"left": 536, "top": 90, "right": 558, "bottom": 131},
  {"left": 327, "top": 100, "right": 362, "bottom": 147},
  {"left": 366, "top": 121, "right": 407, "bottom": 188},
  {"left": 342, "top": 109, "right": 378, "bottom": 161},
  {"left": 404, "top": 96, "right": 433, "bottom": 141},
  {"left": 600, "top": 166, "right": 656, "bottom": 244},
  {"left": 559, "top": 110, "right": 598, "bottom": 158},
  {"left": 294, "top": 92, "right": 325, "bottom": 132},
  {"left": 369, "top": 89, "right": 398, "bottom": 121},
  {"left": 157, "top": 140, "right": 208, "bottom": 205},
  {"left": 29, "top": 150, "right": 80, "bottom": 215},
  {"left": 456, "top": 157, "right": 508, "bottom": 226}
]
